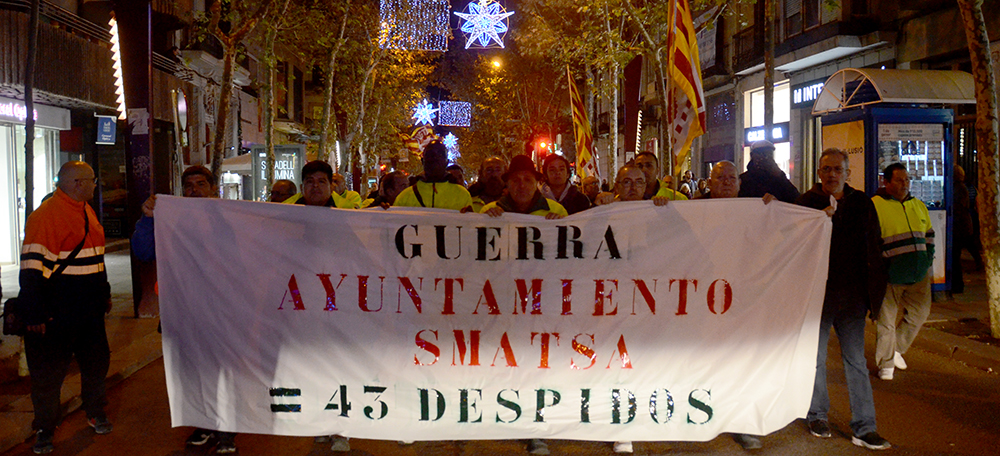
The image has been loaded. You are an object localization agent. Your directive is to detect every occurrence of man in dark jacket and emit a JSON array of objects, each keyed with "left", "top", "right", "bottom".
[
  {"left": 796, "top": 149, "right": 891, "bottom": 451},
  {"left": 540, "top": 154, "right": 591, "bottom": 214},
  {"left": 739, "top": 140, "right": 800, "bottom": 202}
]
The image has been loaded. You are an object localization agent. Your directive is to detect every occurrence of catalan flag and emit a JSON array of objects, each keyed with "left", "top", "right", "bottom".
[
  {"left": 567, "top": 66, "right": 598, "bottom": 179},
  {"left": 667, "top": 0, "right": 706, "bottom": 175}
]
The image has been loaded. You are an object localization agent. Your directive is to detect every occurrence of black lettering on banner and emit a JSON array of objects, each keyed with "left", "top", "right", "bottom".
[
  {"left": 687, "top": 389, "right": 713, "bottom": 424},
  {"left": 610, "top": 388, "right": 636, "bottom": 424},
  {"left": 649, "top": 389, "right": 675, "bottom": 424},
  {"left": 269, "top": 387, "right": 301, "bottom": 413},
  {"left": 556, "top": 225, "right": 584, "bottom": 259},
  {"left": 460, "top": 389, "right": 484, "bottom": 423},
  {"left": 395, "top": 225, "right": 422, "bottom": 258},
  {"left": 594, "top": 226, "right": 622, "bottom": 259},
  {"left": 419, "top": 388, "right": 446, "bottom": 421},
  {"left": 363, "top": 386, "right": 388, "bottom": 420},
  {"left": 535, "top": 389, "right": 561, "bottom": 422},
  {"left": 496, "top": 389, "right": 522, "bottom": 423},
  {"left": 476, "top": 227, "right": 502, "bottom": 261},
  {"left": 517, "top": 227, "right": 544, "bottom": 260},
  {"left": 324, "top": 385, "right": 352, "bottom": 417},
  {"left": 435, "top": 225, "right": 462, "bottom": 259}
]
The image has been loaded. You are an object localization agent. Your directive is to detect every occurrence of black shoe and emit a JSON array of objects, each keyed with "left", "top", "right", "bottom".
[
  {"left": 215, "top": 437, "right": 237, "bottom": 454},
  {"left": 852, "top": 432, "right": 891, "bottom": 450},
  {"left": 527, "top": 438, "right": 550, "bottom": 455},
  {"left": 808, "top": 419, "right": 832, "bottom": 438},
  {"left": 186, "top": 428, "right": 215, "bottom": 446},
  {"left": 87, "top": 416, "right": 113, "bottom": 435},
  {"left": 733, "top": 433, "right": 762, "bottom": 450},
  {"left": 32, "top": 429, "right": 54, "bottom": 454}
]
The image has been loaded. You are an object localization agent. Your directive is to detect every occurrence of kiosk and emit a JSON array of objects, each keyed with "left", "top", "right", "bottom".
[{"left": 812, "top": 69, "right": 976, "bottom": 291}]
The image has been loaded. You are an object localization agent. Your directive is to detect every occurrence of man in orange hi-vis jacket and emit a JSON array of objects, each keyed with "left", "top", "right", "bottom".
[{"left": 20, "top": 161, "right": 113, "bottom": 454}]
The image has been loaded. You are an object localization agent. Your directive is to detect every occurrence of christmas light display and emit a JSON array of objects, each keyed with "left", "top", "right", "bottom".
[
  {"left": 412, "top": 99, "right": 439, "bottom": 126},
  {"left": 379, "top": 0, "right": 450, "bottom": 51},
  {"left": 109, "top": 16, "right": 127, "bottom": 119},
  {"left": 438, "top": 101, "right": 472, "bottom": 127},
  {"left": 454, "top": 0, "right": 514, "bottom": 49},
  {"left": 443, "top": 133, "right": 460, "bottom": 162}
]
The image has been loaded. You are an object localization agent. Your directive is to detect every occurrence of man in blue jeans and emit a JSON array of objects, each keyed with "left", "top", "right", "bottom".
[{"left": 796, "top": 149, "right": 891, "bottom": 450}]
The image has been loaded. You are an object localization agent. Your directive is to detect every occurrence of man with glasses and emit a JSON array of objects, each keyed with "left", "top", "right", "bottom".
[
  {"left": 796, "top": 149, "right": 890, "bottom": 451},
  {"left": 21, "top": 161, "right": 113, "bottom": 454},
  {"left": 634, "top": 152, "right": 688, "bottom": 201}
]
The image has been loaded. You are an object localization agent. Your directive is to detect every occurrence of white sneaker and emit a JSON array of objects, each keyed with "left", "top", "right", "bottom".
[
  {"left": 894, "top": 351, "right": 908, "bottom": 370},
  {"left": 613, "top": 441, "right": 633, "bottom": 453},
  {"left": 330, "top": 435, "right": 350, "bottom": 452},
  {"left": 878, "top": 367, "right": 894, "bottom": 380}
]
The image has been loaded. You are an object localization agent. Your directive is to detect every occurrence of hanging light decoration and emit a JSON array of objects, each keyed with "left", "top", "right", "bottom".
[
  {"left": 379, "top": 0, "right": 450, "bottom": 51},
  {"left": 454, "top": 0, "right": 515, "bottom": 49}
]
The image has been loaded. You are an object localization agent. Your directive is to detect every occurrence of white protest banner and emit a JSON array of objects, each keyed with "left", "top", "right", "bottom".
[{"left": 155, "top": 196, "right": 831, "bottom": 442}]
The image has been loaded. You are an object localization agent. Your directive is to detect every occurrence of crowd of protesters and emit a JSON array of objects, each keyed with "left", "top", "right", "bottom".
[{"left": 18, "top": 136, "right": 949, "bottom": 454}]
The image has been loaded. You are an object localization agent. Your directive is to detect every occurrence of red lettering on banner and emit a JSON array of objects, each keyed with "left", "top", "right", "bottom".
[
  {"left": 452, "top": 330, "right": 481, "bottom": 366},
  {"left": 514, "top": 279, "right": 543, "bottom": 315},
  {"left": 358, "top": 276, "right": 385, "bottom": 312},
  {"left": 473, "top": 280, "right": 501, "bottom": 315},
  {"left": 491, "top": 332, "right": 518, "bottom": 367},
  {"left": 414, "top": 329, "right": 440, "bottom": 365},
  {"left": 670, "top": 279, "right": 698, "bottom": 315},
  {"left": 531, "top": 332, "right": 560, "bottom": 368},
  {"left": 605, "top": 335, "right": 633, "bottom": 369},
  {"left": 592, "top": 280, "right": 619, "bottom": 316},
  {"left": 630, "top": 279, "right": 658, "bottom": 314},
  {"left": 317, "top": 273, "right": 348, "bottom": 311},
  {"left": 434, "top": 278, "right": 464, "bottom": 315},
  {"left": 571, "top": 333, "right": 597, "bottom": 369},
  {"left": 561, "top": 279, "right": 573, "bottom": 315},
  {"left": 280, "top": 275, "right": 306, "bottom": 310},
  {"left": 708, "top": 279, "right": 733, "bottom": 314},
  {"left": 396, "top": 277, "right": 423, "bottom": 313}
]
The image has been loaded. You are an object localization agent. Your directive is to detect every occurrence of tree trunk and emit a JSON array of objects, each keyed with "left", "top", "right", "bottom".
[
  {"left": 610, "top": 63, "right": 620, "bottom": 181},
  {"left": 654, "top": 51, "right": 672, "bottom": 183},
  {"left": 210, "top": 44, "right": 237, "bottom": 182},
  {"left": 958, "top": 0, "right": 1000, "bottom": 338},
  {"left": 23, "top": 0, "right": 39, "bottom": 217},
  {"left": 763, "top": 0, "right": 775, "bottom": 141},
  {"left": 262, "top": 24, "right": 277, "bottom": 198},
  {"left": 318, "top": 9, "right": 349, "bottom": 162}
]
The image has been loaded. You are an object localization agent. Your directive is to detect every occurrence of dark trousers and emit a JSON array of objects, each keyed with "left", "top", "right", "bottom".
[{"left": 25, "top": 316, "right": 110, "bottom": 433}]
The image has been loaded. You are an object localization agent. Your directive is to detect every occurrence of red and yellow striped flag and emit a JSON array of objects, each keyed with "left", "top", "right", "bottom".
[
  {"left": 567, "top": 66, "right": 598, "bottom": 179},
  {"left": 667, "top": 0, "right": 706, "bottom": 175}
]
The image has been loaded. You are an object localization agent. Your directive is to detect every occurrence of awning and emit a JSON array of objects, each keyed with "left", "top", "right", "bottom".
[
  {"left": 812, "top": 69, "right": 975, "bottom": 115},
  {"left": 220, "top": 153, "right": 252, "bottom": 174}
]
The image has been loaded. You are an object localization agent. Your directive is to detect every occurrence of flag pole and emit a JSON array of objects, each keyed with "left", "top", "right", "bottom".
[{"left": 665, "top": 0, "right": 677, "bottom": 185}]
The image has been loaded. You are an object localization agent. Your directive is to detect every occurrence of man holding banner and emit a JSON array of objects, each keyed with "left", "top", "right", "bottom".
[{"left": 796, "top": 149, "right": 891, "bottom": 451}]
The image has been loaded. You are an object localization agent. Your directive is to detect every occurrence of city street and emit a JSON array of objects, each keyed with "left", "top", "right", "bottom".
[{"left": 3, "top": 247, "right": 999, "bottom": 456}]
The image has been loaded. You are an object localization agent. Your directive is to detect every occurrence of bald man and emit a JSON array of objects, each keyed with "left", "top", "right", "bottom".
[
  {"left": 701, "top": 161, "right": 740, "bottom": 199},
  {"left": 20, "top": 161, "right": 113, "bottom": 453}
]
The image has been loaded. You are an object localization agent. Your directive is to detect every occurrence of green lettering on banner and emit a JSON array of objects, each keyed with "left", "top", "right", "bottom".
[
  {"left": 419, "top": 388, "right": 446, "bottom": 421},
  {"left": 363, "top": 386, "right": 388, "bottom": 420},
  {"left": 687, "top": 389, "right": 713, "bottom": 424},
  {"left": 459, "top": 389, "right": 483, "bottom": 423},
  {"left": 324, "top": 385, "right": 351, "bottom": 417},
  {"left": 269, "top": 387, "right": 301, "bottom": 413},
  {"left": 495, "top": 389, "right": 522, "bottom": 423}
]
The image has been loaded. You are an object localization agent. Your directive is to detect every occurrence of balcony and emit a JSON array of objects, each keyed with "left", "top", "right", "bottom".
[{"left": 734, "top": 26, "right": 763, "bottom": 73}]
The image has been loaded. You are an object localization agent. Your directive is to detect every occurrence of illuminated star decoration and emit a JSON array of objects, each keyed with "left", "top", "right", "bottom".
[
  {"left": 442, "top": 133, "right": 460, "bottom": 161},
  {"left": 412, "top": 99, "right": 438, "bottom": 126},
  {"left": 454, "top": 0, "right": 515, "bottom": 49}
]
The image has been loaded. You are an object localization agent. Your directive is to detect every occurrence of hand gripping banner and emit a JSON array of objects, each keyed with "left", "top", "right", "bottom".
[{"left": 155, "top": 197, "right": 831, "bottom": 442}]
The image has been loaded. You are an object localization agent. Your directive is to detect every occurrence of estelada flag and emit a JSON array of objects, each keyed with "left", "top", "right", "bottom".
[
  {"left": 667, "top": 0, "right": 706, "bottom": 175},
  {"left": 567, "top": 67, "right": 598, "bottom": 179}
]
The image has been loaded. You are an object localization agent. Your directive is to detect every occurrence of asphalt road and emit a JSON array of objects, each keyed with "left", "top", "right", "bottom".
[{"left": 3, "top": 331, "right": 999, "bottom": 456}]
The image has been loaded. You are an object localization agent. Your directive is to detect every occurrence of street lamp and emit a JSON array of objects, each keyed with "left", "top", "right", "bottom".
[{"left": 491, "top": 58, "right": 502, "bottom": 69}]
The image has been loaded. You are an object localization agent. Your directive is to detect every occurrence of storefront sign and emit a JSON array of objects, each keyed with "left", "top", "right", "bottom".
[
  {"left": 156, "top": 197, "right": 831, "bottom": 441},
  {"left": 0, "top": 96, "right": 71, "bottom": 130},
  {"left": 251, "top": 144, "right": 305, "bottom": 201},
  {"left": 744, "top": 122, "right": 789, "bottom": 145},
  {"left": 791, "top": 79, "right": 826, "bottom": 109},
  {"left": 96, "top": 116, "right": 117, "bottom": 145}
]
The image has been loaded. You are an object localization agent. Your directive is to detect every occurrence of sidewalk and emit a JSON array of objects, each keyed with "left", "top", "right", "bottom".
[{"left": 1, "top": 246, "right": 999, "bottom": 454}]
